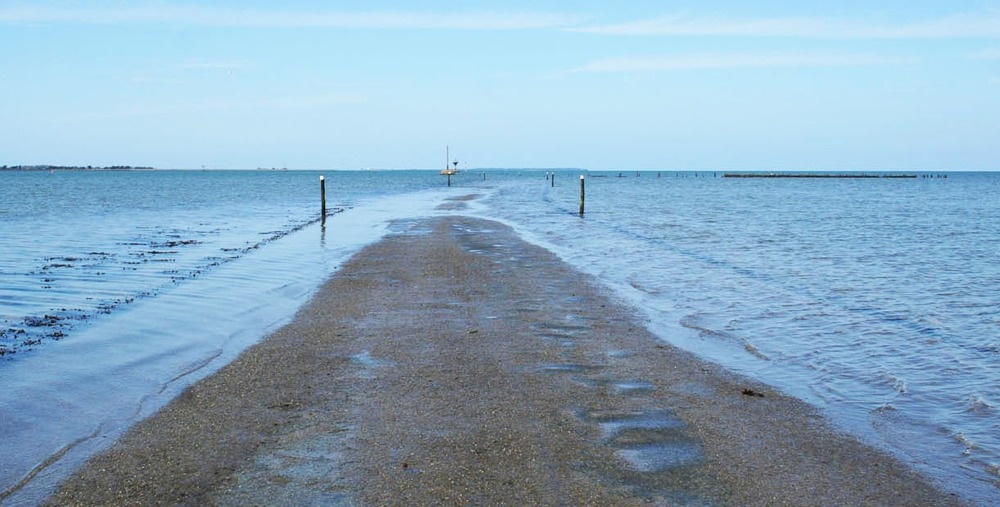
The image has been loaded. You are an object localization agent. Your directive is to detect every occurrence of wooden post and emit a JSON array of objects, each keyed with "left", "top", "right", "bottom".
[
  {"left": 551, "top": 172, "right": 555, "bottom": 187},
  {"left": 579, "top": 175, "right": 585, "bottom": 216},
  {"left": 320, "top": 175, "right": 327, "bottom": 218},
  {"left": 447, "top": 173, "right": 451, "bottom": 187}
]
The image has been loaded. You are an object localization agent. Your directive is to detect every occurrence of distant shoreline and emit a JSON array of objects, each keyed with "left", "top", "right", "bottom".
[{"left": 1, "top": 165, "right": 155, "bottom": 172}]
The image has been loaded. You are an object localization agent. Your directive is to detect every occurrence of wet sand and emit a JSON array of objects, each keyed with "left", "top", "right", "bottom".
[{"left": 48, "top": 210, "right": 966, "bottom": 506}]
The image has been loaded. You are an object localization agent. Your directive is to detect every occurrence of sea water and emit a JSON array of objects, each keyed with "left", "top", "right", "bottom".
[
  {"left": 2, "top": 169, "right": 999, "bottom": 504},
  {"left": 0, "top": 169, "right": 456, "bottom": 504},
  {"left": 476, "top": 171, "right": 1000, "bottom": 504}
]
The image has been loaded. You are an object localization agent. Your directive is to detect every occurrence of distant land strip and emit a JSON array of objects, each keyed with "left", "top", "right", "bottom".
[
  {"left": 1, "top": 165, "right": 155, "bottom": 171},
  {"left": 723, "top": 173, "right": 937, "bottom": 179}
]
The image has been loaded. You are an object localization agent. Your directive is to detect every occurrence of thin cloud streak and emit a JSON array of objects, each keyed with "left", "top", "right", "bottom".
[
  {"left": 179, "top": 61, "right": 248, "bottom": 71},
  {"left": 58, "top": 92, "right": 369, "bottom": 123},
  {"left": 573, "top": 13, "right": 1000, "bottom": 39},
  {"left": 967, "top": 48, "right": 1000, "bottom": 60},
  {"left": 570, "top": 53, "right": 917, "bottom": 73},
  {"left": 0, "top": 5, "right": 581, "bottom": 30},
  {"left": 118, "top": 61, "right": 249, "bottom": 85}
]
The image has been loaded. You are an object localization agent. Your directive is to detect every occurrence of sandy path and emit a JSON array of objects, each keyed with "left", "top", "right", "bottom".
[{"left": 48, "top": 211, "right": 965, "bottom": 506}]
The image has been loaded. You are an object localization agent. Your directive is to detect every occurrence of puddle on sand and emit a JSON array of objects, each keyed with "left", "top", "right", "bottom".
[
  {"left": 386, "top": 219, "right": 436, "bottom": 236},
  {"left": 571, "top": 377, "right": 654, "bottom": 395},
  {"left": 350, "top": 350, "right": 391, "bottom": 367},
  {"left": 592, "top": 409, "right": 687, "bottom": 441},
  {"left": 210, "top": 431, "right": 357, "bottom": 506},
  {"left": 607, "top": 349, "right": 635, "bottom": 359},
  {"left": 539, "top": 363, "right": 603, "bottom": 374},
  {"left": 535, "top": 332, "right": 577, "bottom": 348},
  {"left": 350, "top": 351, "right": 394, "bottom": 378},
  {"left": 615, "top": 441, "right": 704, "bottom": 473},
  {"left": 531, "top": 321, "right": 589, "bottom": 335},
  {"left": 612, "top": 380, "right": 655, "bottom": 396}
]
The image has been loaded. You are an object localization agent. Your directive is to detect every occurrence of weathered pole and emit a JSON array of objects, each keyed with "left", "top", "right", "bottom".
[
  {"left": 320, "top": 175, "right": 327, "bottom": 218},
  {"left": 579, "top": 175, "right": 585, "bottom": 216}
]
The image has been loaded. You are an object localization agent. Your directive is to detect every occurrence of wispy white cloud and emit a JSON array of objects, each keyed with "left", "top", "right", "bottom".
[
  {"left": 572, "top": 13, "right": 1000, "bottom": 39},
  {"left": 570, "top": 53, "right": 916, "bottom": 73},
  {"left": 967, "top": 48, "right": 1000, "bottom": 60},
  {"left": 0, "top": 5, "right": 580, "bottom": 30},
  {"left": 178, "top": 60, "right": 248, "bottom": 71},
  {"left": 60, "top": 92, "right": 368, "bottom": 123},
  {"left": 119, "top": 60, "right": 249, "bottom": 85}
]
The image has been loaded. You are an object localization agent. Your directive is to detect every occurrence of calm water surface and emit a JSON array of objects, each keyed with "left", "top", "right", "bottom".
[
  {"left": 0, "top": 169, "right": 453, "bottom": 504},
  {"left": 0, "top": 170, "right": 439, "bottom": 349},
  {"left": 480, "top": 171, "right": 1000, "bottom": 504}
]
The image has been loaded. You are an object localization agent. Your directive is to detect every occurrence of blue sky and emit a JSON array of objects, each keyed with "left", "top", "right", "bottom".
[{"left": 2, "top": 1, "right": 999, "bottom": 170}]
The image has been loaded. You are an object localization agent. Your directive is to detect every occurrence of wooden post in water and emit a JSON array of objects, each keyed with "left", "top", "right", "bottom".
[
  {"left": 579, "top": 175, "right": 585, "bottom": 216},
  {"left": 551, "top": 172, "right": 555, "bottom": 187},
  {"left": 320, "top": 175, "right": 327, "bottom": 218}
]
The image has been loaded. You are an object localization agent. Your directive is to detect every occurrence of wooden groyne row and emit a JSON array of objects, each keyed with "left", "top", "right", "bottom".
[{"left": 723, "top": 173, "right": 947, "bottom": 179}]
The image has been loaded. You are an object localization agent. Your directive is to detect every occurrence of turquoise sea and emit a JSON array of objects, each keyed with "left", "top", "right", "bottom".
[{"left": 1, "top": 169, "right": 998, "bottom": 504}]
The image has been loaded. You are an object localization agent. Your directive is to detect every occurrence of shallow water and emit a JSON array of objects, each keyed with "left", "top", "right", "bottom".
[
  {"left": 2, "top": 169, "right": 999, "bottom": 504},
  {"left": 0, "top": 170, "right": 459, "bottom": 504},
  {"left": 0, "top": 170, "right": 443, "bottom": 356},
  {"left": 473, "top": 171, "right": 1000, "bottom": 504}
]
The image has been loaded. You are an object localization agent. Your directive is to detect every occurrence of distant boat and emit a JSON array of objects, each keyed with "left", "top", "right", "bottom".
[{"left": 440, "top": 146, "right": 459, "bottom": 175}]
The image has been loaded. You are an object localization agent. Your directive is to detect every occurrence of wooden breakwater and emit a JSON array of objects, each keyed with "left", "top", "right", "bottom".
[{"left": 723, "top": 173, "right": 944, "bottom": 179}]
